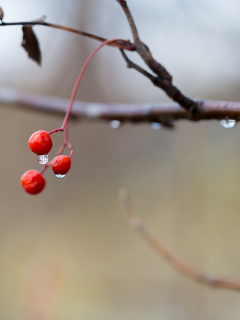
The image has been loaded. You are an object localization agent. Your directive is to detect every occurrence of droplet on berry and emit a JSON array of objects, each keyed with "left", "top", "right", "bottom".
[
  {"left": 21, "top": 170, "right": 46, "bottom": 195},
  {"left": 37, "top": 154, "right": 48, "bottom": 165},
  {"left": 55, "top": 173, "right": 66, "bottom": 179},
  {"left": 28, "top": 130, "right": 52, "bottom": 155}
]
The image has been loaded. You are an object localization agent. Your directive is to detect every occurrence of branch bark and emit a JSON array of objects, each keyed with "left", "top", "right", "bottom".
[
  {"left": 119, "top": 189, "right": 240, "bottom": 292},
  {"left": 1, "top": 86, "right": 240, "bottom": 126},
  {"left": 0, "top": 20, "right": 135, "bottom": 51}
]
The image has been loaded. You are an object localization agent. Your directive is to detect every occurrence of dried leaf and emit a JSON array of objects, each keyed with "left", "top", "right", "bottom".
[
  {"left": 22, "top": 26, "right": 41, "bottom": 65},
  {"left": 0, "top": 7, "right": 4, "bottom": 21}
]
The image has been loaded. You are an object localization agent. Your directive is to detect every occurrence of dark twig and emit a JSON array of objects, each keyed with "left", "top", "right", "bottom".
[
  {"left": 120, "top": 49, "right": 157, "bottom": 82},
  {"left": 116, "top": 0, "right": 198, "bottom": 112},
  {"left": 119, "top": 189, "right": 240, "bottom": 292},
  {"left": 0, "top": 20, "right": 135, "bottom": 51},
  {"left": 116, "top": 0, "right": 171, "bottom": 80},
  {"left": 120, "top": 49, "right": 198, "bottom": 113}
]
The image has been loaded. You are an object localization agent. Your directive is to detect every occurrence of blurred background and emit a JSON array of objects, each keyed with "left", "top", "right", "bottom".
[{"left": 1, "top": 0, "right": 240, "bottom": 319}]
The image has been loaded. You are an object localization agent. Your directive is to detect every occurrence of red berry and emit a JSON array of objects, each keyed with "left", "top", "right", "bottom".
[
  {"left": 21, "top": 170, "right": 46, "bottom": 195},
  {"left": 28, "top": 130, "right": 52, "bottom": 155},
  {"left": 52, "top": 155, "right": 71, "bottom": 175}
]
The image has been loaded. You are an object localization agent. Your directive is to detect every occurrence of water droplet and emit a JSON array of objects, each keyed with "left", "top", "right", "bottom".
[
  {"left": 151, "top": 122, "right": 162, "bottom": 130},
  {"left": 55, "top": 173, "right": 66, "bottom": 179},
  {"left": 109, "top": 120, "right": 121, "bottom": 129},
  {"left": 219, "top": 119, "right": 236, "bottom": 129},
  {"left": 37, "top": 154, "right": 48, "bottom": 165}
]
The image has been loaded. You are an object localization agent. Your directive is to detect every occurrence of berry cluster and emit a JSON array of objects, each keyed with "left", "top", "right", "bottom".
[
  {"left": 21, "top": 130, "right": 72, "bottom": 195},
  {"left": 20, "top": 38, "right": 129, "bottom": 195}
]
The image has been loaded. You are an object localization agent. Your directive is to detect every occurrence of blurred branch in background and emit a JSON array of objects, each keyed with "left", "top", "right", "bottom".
[
  {"left": 119, "top": 189, "right": 240, "bottom": 293},
  {"left": 1, "top": 86, "right": 240, "bottom": 127}
]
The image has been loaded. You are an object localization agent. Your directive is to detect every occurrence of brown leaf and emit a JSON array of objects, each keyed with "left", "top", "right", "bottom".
[
  {"left": 22, "top": 26, "right": 41, "bottom": 65},
  {"left": 0, "top": 7, "right": 4, "bottom": 21}
]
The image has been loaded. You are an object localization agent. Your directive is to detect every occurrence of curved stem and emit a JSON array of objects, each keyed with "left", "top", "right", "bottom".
[
  {"left": 41, "top": 38, "right": 126, "bottom": 175},
  {"left": 61, "top": 38, "right": 126, "bottom": 131}
]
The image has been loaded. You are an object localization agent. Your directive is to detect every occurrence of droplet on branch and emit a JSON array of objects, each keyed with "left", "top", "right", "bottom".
[
  {"left": 151, "top": 122, "right": 162, "bottom": 130},
  {"left": 219, "top": 119, "right": 236, "bottom": 129},
  {"left": 109, "top": 120, "right": 121, "bottom": 129},
  {"left": 22, "top": 26, "right": 41, "bottom": 65}
]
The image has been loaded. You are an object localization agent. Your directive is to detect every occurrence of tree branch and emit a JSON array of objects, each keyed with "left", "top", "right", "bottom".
[
  {"left": 119, "top": 189, "right": 240, "bottom": 292},
  {"left": 120, "top": 49, "right": 157, "bottom": 82},
  {"left": 120, "top": 49, "right": 199, "bottom": 112},
  {"left": 1, "top": 86, "right": 240, "bottom": 126},
  {"left": 0, "top": 20, "right": 135, "bottom": 51},
  {"left": 116, "top": 0, "right": 198, "bottom": 112}
]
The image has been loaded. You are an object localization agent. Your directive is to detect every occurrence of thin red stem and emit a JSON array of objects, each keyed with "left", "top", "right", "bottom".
[
  {"left": 61, "top": 38, "right": 125, "bottom": 132},
  {"left": 48, "top": 128, "right": 63, "bottom": 135},
  {"left": 66, "top": 141, "right": 74, "bottom": 158},
  {"left": 57, "top": 142, "right": 67, "bottom": 156},
  {"left": 41, "top": 38, "right": 127, "bottom": 175},
  {"left": 40, "top": 162, "right": 51, "bottom": 174},
  {"left": 64, "top": 119, "right": 69, "bottom": 142}
]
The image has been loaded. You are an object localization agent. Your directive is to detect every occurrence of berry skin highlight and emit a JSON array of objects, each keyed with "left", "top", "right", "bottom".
[{"left": 28, "top": 130, "right": 52, "bottom": 155}]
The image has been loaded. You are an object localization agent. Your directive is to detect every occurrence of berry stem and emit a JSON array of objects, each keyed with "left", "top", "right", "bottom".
[
  {"left": 48, "top": 128, "right": 63, "bottom": 135},
  {"left": 67, "top": 141, "right": 74, "bottom": 158},
  {"left": 42, "top": 38, "right": 127, "bottom": 175},
  {"left": 61, "top": 38, "right": 125, "bottom": 132},
  {"left": 40, "top": 162, "right": 51, "bottom": 174}
]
